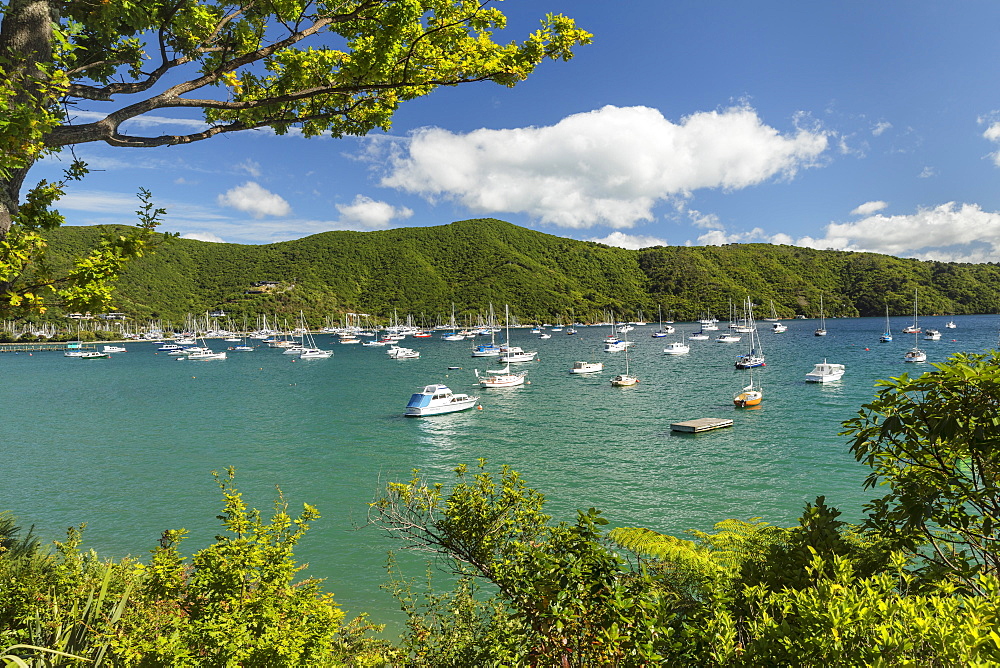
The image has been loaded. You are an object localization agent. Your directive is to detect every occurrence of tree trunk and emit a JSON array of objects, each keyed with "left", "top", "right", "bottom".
[{"left": 0, "top": 0, "right": 57, "bottom": 238}]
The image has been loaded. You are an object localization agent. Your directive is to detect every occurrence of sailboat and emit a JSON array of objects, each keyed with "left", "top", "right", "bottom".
[
  {"left": 902, "top": 289, "right": 921, "bottom": 333},
  {"left": 903, "top": 291, "right": 927, "bottom": 362},
  {"left": 651, "top": 305, "right": 674, "bottom": 337},
  {"left": 734, "top": 298, "right": 765, "bottom": 368},
  {"left": 299, "top": 316, "right": 333, "bottom": 359},
  {"left": 733, "top": 366, "right": 762, "bottom": 407},
  {"left": 441, "top": 304, "right": 465, "bottom": 341},
  {"left": 472, "top": 304, "right": 503, "bottom": 357},
  {"left": 610, "top": 329, "right": 638, "bottom": 386},
  {"left": 814, "top": 294, "right": 827, "bottom": 336},
  {"left": 880, "top": 304, "right": 893, "bottom": 342},
  {"left": 477, "top": 309, "right": 528, "bottom": 387},
  {"left": 498, "top": 305, "right": 536, "bottom": 363}
]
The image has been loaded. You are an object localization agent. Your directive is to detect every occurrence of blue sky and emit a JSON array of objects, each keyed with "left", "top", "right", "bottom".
[{"left": 34, "top": 1, "right": 1000, "bottom": 262}]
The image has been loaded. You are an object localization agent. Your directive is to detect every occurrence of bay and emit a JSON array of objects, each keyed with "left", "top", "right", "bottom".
[{"left": 1, "top": 313, "right": 994, "bottom": 628}]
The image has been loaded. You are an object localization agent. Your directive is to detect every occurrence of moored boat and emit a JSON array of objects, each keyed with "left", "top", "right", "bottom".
[
  {"left": 570, "top": 361, "right": 604, "bottom": 374},
  {"left": 805, "top": 359, "right": 845, "bottom": 383},
  {"left": 404, "top": 384, "right": 479, "bottom": 417}
]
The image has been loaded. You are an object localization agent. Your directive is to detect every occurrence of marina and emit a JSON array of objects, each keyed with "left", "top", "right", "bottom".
[{"left": 0, "top": 312, "right": 994, "bottom": 629}]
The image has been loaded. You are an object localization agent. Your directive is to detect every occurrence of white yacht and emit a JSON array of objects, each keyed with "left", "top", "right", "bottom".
[
  {"left": 663, "top": 341, "right": 690, "bottom": 355},
  {"left": 404, "top": 384, "right": 479, "bottom": 417},
  {"left": 475, "top": 365, "right": 527, "bottom": 388},
  {"left": 570, "top": 361, "right": 604, "bottom": 374},
  {"left": 805, "top": 359, "right": 845, "bottom": 383}
]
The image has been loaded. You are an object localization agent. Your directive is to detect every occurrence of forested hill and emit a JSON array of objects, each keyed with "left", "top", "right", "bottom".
[{"left": 47, "top": 218, "right": 1000, "bottom": 323}]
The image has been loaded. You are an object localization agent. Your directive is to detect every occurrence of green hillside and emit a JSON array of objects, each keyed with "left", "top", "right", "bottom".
[{"left": 44, "top": 219, "right": 1000, "bottom": 325}]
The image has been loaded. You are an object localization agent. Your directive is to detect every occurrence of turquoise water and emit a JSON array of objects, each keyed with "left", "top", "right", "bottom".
[{"left": 2, "top": 314, "right": 996, "bottom": 628}]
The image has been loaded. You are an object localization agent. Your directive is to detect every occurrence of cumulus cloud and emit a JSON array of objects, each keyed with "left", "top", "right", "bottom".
[
  {"left": 850, "top": 200, "right": 888, "bottom": 216},
  {"left": 381, "top": 104, "right": 828, "bottom": 229},
  {"left": 335, "top": 195, "right": 413, "bottom": 229},
  {"left": 217, "top": 182, "right": 291, "bottom": 218},
  {"left": 796, "top": 202, "right": 1000, "bottom": 261},
  {"left": 872, "top": 121, "right": 892, "bottom": 136},
  {"left": 182, "top": 231, "right": 226, "bottom": 243},
  {"left": 589, "top": 231, "right": 668, "bottom": 249}
]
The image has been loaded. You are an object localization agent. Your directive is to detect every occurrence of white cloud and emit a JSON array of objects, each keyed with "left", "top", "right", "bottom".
[
  {"left": 697, "top": 227, "right": 775, "bottom": 246},
  {"left": 335, "top": 195, "right": 413, "bottom": 229},
  {"left": 236, "top": 159, "right": 262, "bottom": 178},
  {"left": 381, "top": 104, "right": 828, "bottom": 229},
  {"left": 589, "top": 231, "right": 668, "bottom": 249},
  {"left": 58, "top": 190, "right": 138, "bottom": 214},
  {"left": 182, "top": 231, "right": 226, "bottom": 243},
  {"left": 850, "top": 200, "right": 888, "bottom": 216},
  {"left": 687, "top": 208, "right": 723, "bottom": 229},
  {"left": 796, "top": 202, "right": 1000, "bottom": 261},
  {"left": 918, "top": 166, "right": 935, "bottom": 178},
  {"left": 872, "top": 121, "right": 892, "bottom": 136},
  {"left": 67, "top": 110, "right": 208, "bottom": 130},
  {"left": 217, "top": 182, "right": 291, "bottom": 218}
]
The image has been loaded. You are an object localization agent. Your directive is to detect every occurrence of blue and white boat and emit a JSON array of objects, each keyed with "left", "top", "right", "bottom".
[{"left": 404, "top": 384, "right": 479, "bottom": 417}]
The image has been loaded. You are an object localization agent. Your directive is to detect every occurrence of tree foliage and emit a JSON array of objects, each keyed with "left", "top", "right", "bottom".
[
  {"left": 0, "top": 0, "right": 591, "bottom": 317},
  {"left": 844, "top": 351, "right": 1000, "bottom": 593},
  {"left": 38, "top": 219, "right": 1000, "bottom": 326}
]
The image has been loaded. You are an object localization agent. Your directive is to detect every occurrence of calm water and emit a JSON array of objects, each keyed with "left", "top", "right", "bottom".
[{"left": 2, "top": 314, "right": 996, "bottom": 628}]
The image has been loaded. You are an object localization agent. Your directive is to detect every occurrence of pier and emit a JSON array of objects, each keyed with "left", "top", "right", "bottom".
[{"left": 671, "top": 417, "right": 734, "bottom": 433}]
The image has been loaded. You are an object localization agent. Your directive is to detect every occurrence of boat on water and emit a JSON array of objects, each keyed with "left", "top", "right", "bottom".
[
  {"left": 715, "top": 332, "right": 741, "bottom": 343},
  {"left": 102, "top": 345, "right": 127, "bottom": 353},
  {"left": 570, "top": 361, "right": 604, "bottom": 374},
  {"left": 734, "top": 368, "right": 763, "bottom": 407},
  {"left": 475, "top": 364, "right": 526, "bottom": 388},
  {"left": 387, "top": 345, "right": 420, "bottom": 359},
  {"left": 904, "top": 291, "right": 926, "bottom": 362},
  {"left": 663, "top": 340, "right": 690, "bottom": 355},
  {"left": 946, "top": 320, "right": 957, "bottom": 329},
  {"left": 814, "top": 294, "right": 827, "bottom": 336},
  {"left": 902, "top": 289, "right": 921, "bottom": 333},
  {"left": 79, "top": 351, "right": 109, "bottom": 360},
  {"left": 880, "top": 304, "right": 893, "bottom": 342},
  {"left": 404, "top": 384, "right": 479, "bottom": 417},
  {"left": 734, "top": 298, "right": 765, "bottom": 368},
  {"left": 186, "top": 349, "right": 227, "bottom": 361},
  {"left": 610, "top": 330, "right": 638, "bottom": 386},
  {"left": 805, "top": 359, "right": 845, "bottom": 383},
  {"left": 688, "top": 330, "right": 710, "bottom": 341},
  {"left": 299, "top": 321, "right": 333, "bottom": 358},
  {"left": 771, "top": 322, "right": 788, "bottom": 333},
  {"left": 651, "top": 306, "right": 674, "bottom": 337},
  {"left": 923, "top": 328, "right": 941, "bottom": 341},
  {"left": 500, "top": 346, "right": 537, "bottom": 362}
]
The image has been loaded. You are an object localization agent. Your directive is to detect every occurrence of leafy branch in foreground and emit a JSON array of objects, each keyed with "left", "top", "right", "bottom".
[{"left": 844, "top": 351, "right": 1000, "bottom": 593}]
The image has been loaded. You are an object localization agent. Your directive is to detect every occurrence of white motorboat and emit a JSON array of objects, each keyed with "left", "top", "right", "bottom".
[
  {"left": 688, "top": 330, "right": 710, "bottom": 341},
  {"left": 923, "top": 328, "right": 941, "bottom": 341},
  {"left": 570, "top": 361, "right": 604, "bottom": 374},
  {"left": 78, "top": 351, "right": 109, "bottom": 359},
  {"left": 299, "top": 348, "right": 333, "bottom": 359},
  {"left": 771, "top": 322, "right": 787, "bottom": 333},
  {"left": 101, "top": 345, "right": 127, "bottom": 353},
  {"left": 904, "top": 348, "right": 927, "bottom": 363},
  {"left": 186, "top": 349, "right": 227, "bottom": 361},
  {"left": 157, "top": 343, "right": 182, "bottom": 351},
  {"left": 715, "top": 333, "right": 741, "bottom": 343},
  {"left": 603, "top": 338, "right": 631, "bottom": 352},
  {"left": 404, "top": 384, "right": 479, "bottom": 417},
  {"left": 387, "top": 345, "right": 420, "bottom": 359},
  {"left": 946, "top": 320, "right": 957, "bottom": 329},
  {"left": 662, "top": 341, "right": 690, "bottom": 355},
  {"left": 475, "top": 365, "right": 526, "bottom": 388},
  {"left": 500, "top": 346, "right": 537, "bottom": 363},
  {"left": 805, "top": 359, "right": 845, "bottom": 383}
]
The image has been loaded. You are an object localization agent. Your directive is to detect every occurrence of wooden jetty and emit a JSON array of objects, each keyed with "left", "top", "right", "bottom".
[{"left": 671, "top": 417, "right": 734, "bottom": 433}]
